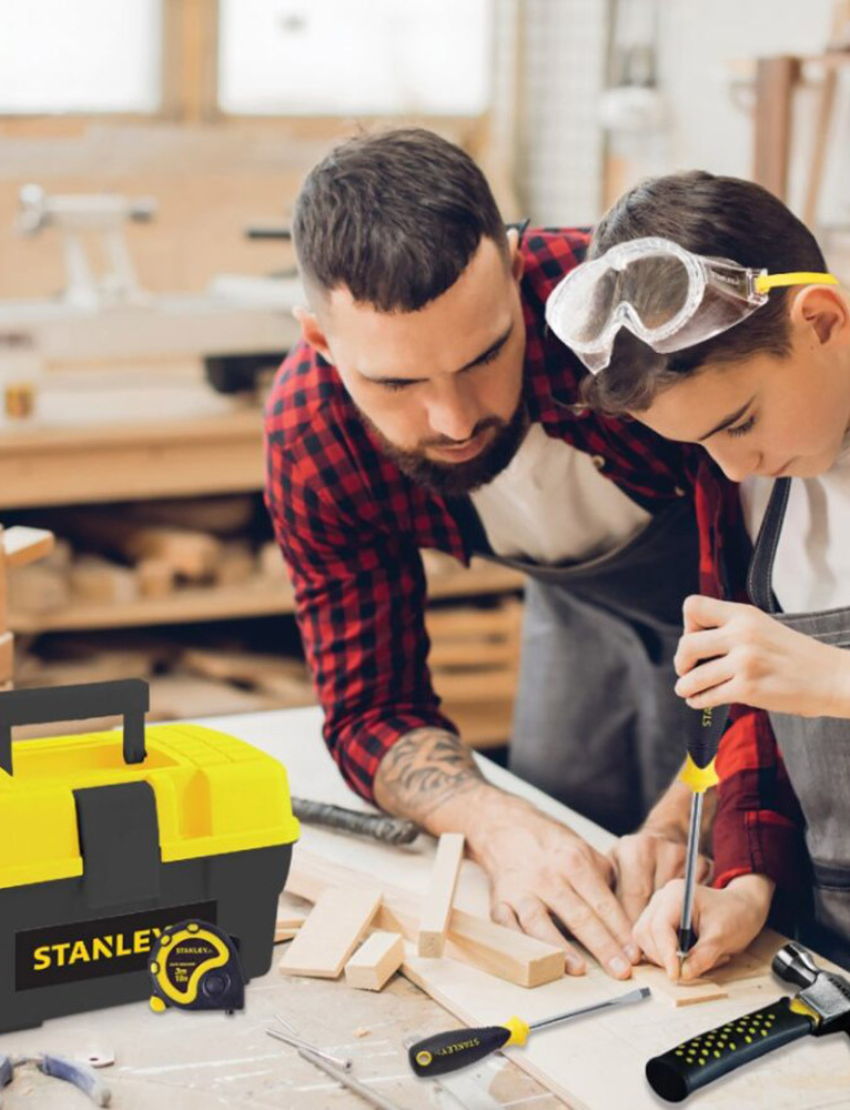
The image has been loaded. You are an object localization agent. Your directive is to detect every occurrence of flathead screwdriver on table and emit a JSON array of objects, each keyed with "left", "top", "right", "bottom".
[
  {"left": 408, "top": 987, "right": 651, "bottom": 1077},
  {"left": 677, "top": 702, "right": 730, "bottom": 974}
]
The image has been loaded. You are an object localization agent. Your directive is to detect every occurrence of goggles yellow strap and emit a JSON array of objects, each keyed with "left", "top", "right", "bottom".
[{"left": 754, "top": 271, "right": 839, "bottom": 295}]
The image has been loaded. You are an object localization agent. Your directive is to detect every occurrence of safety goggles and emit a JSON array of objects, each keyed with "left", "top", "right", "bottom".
[{"left": 545, "top": 236, "right": 838, "bottom": 373}]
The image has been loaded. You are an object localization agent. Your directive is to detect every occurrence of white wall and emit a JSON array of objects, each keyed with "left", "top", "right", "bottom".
[{"left": 658, "top": 0, "right": 843, "bottom": 225}]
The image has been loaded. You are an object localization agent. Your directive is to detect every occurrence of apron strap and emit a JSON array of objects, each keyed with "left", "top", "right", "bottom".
[{"left": 747, "top": 477, "right": 792, "bottom": 614}]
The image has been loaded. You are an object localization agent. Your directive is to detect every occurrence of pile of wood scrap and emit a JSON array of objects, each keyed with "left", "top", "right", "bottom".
[
  {"left": 426, "top": 598, "right": 522, "bottom": 750},
  {"left": 13, "top": 635, "right": 315, "bottom": 737},
  {"left": 8, "top": 497, "right": 293, "bottom": 615},
  {"left": 275, "top": 835, "right": 566, "bottom": 997}
]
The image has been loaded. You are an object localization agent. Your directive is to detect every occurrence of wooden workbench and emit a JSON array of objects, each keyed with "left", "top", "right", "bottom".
[{"left": 2, "top": 706, "right": 847, "bottom": 1109}]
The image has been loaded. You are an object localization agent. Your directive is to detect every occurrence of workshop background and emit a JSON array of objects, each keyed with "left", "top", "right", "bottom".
[{"left": 0, "top": 0, "right": 848, "bottom": 746}]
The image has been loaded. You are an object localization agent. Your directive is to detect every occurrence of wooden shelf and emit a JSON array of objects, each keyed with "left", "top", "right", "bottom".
[{"left": 10, "top": 561, "right": 524, "bottom": 634}]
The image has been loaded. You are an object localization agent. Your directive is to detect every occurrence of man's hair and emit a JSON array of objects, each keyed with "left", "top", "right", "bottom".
[
  {"left": 581, "top": 171, "right": 828, "bottom": 414},
  {"left": 293, "top": 128, "right": 508, "bottom": 313}
]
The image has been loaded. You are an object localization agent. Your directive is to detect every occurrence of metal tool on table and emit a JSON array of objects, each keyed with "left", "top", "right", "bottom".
[
  {"left": 409, "top": 987, "right": 651, "bottom": 1077},
  {"left": 676, "top": 702, "right": 730, "bottom": 973},
  {"left": 266, "top": 1013, "right": 353, "bottom": 1071},
  {"left": 297, "top": 1047, "right": 407, "bottom": 1110},
  {"left": 0, "top": 1052, "right": 111, "bottom": 1107},
  {"left": 647, "top": 942, "right": 850, "bottom": 1102},
  {"left": 291, "top": 797, "right": 420, "bottom": 846}
]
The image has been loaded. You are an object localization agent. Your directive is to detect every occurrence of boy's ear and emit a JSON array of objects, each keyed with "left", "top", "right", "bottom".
[
  {"left": 791, "top": 285, "right": 850, "bottom": 348},
  {"left": 507, "top": 227, "right": 525, "bottom": 283},
  {"left": 293, "top": 306, "right": 332, "bottom": 361}
]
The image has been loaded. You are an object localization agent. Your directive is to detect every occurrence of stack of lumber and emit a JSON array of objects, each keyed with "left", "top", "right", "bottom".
[
  {"left": 425, "top": 598, "right": 522, "bottom": 749},
  {"left": 13, "top": 636, "right": 315, "bottom": 737},
  {"left": 8, "top": 497, "right": 293, "bottom": 616}
]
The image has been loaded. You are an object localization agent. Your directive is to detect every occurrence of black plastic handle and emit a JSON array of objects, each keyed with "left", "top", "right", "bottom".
[
  {"left": 409, "top": 1025, "right": 511, "bottom": 1077},
  {"left": 685, "top": 702, "right": 730, "bottom": 770},
  {"left": 646, "top": 996, "right": 814, "bottom": 1102},
  {"left": 0, "top": 679, "right": 149, "bottom": 776}
]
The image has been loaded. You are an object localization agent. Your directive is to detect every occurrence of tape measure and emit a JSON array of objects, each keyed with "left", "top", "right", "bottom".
[{"left": 148, "top": 919, "right": 246, "bottom": 1014}]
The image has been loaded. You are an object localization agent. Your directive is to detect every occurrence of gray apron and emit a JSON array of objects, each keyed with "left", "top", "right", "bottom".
[
  {"left": 748, "top": 477, "right": 850, "bottom": 967},
  {"left": 451, "top": 493, "right": 700, "bottom": 834}
]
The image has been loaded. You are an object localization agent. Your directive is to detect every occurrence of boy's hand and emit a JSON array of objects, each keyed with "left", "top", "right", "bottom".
[
  {"left": 609, "top": 826, "right": 711, "bottom": 925},
  {"left": 633, "top": 874, "right": 775, "bottom": 981},
  {"left": 674, "top": 595, "right": 850, "bottom": 718}
]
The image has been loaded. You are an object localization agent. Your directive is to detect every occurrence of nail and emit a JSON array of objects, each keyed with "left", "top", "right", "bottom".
[
  {"left": 625, "top": 943, "right": 641, "bottom": 964},
  {"left": 609, "top": 956, "right": 631, "bottom": 978},
  {"left": 565, "top": 955, "right": 586, "bottom": 975}
]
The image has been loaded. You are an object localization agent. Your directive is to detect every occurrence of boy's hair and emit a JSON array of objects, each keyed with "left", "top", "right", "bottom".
[
  {"left": 293, "top": 128, "right": 507, "bottom": 313},
  {"left": 581, "top": 171, "right": 827, "bottom": 415}
]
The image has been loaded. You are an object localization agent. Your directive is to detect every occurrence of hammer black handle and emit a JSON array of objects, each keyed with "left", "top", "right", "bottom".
[{"left": 646, "top": 997, "right": 815, "bottom": 1102}]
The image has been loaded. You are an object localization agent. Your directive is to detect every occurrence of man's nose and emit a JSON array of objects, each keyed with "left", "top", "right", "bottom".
[{"left": 426, "top": 387, "right": 481, "bottom": 443}]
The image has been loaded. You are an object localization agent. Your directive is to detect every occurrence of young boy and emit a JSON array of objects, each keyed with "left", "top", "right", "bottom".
[{"left": 545, "top": 170, "right": 850, "bottom": 975}]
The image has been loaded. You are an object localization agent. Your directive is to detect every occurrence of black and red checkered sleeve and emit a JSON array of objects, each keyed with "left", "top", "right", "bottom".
[{"left": 264, "top": 379, "right": 457, "bottom": 804}]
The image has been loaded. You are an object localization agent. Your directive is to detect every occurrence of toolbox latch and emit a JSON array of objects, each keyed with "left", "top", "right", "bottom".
[{"left": 74, "top": 781, "right": 162, "bottom": 909}]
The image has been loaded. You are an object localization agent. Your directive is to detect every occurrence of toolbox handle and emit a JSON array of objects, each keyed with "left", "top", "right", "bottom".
[{"left": 0, "top": 678, "right": 149, "bottom": 776}]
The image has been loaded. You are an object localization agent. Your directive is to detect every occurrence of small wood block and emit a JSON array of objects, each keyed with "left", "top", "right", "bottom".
[
  {"left": 0, "top": 631, "right": 12, "bottom": 684},
  {"left": 275, "top": 910, "right": 308, "bottom": 943},
  {"left": 287, "top": 848, "right": 565, "bottom": 988},
  {"left": 418, "top": 833, "right": 464, "bottom": 958},
  {"left": 345, "top": 931, "right": 404, "bottom": 991},
  {"left": 634, "top": 964, "right": 728, "bottom": 1007},
  {"left": 279, "top": 886, "right": 382, "bottom": 979},
  {"left": 3, "top": 527, "right": 55, "bottom": 569}
]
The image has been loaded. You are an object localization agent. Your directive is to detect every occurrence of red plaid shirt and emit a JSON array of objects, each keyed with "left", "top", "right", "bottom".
[{"left": 264, "top": 227, "right": 805, "bottom": 893}]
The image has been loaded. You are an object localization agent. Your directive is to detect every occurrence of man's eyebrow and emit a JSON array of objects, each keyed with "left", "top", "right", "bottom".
[
  {"left": 363, "top": 322, "right": 514, "bottom": 385},
  {"left": 697, "top": 397, "right": 755, "bottom": 442}
]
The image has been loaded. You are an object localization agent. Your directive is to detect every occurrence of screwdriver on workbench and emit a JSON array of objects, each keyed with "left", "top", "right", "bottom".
[
  {"left": 408, "top": 987, "right": 650, "bottom": 1077},
  {"left": 676, "top": 702, "right": 730, "bottom": 975}
]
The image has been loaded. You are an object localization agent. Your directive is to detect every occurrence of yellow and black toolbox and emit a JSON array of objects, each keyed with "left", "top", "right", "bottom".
[{"left": 0, "top": 678, "right": 299, "bottom": 1033}]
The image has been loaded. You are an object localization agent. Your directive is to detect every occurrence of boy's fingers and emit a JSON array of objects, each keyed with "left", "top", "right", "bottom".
[
  {"left": 675, "top": 629, "right": 727, "bottom": 675},
  {"left": 676, "top": 657, "right": 733, "bottom": 698},
  {"left": 682, "top": 937, "right": 726, "bottom": 980},
  {"left": 685, "top": 679, "right": 737, "bottom": 710},
  {"left": 683, "top": 594, "right": 733, "bottom": 633}
]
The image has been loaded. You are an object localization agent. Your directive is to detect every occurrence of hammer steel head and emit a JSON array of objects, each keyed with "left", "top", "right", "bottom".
[{"left": 773, "top": 942, "right": 850, "bottom": 1036}]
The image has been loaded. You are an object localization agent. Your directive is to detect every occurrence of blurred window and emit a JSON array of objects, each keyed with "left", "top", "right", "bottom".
[
  {"left": 218, "top": 0, "right": 493, "bottom": 116},
  {"left": 0, "top": 0, "right": 162, "bottom": 114}
]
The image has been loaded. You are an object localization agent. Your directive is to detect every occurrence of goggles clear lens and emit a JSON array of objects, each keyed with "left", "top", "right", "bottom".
[{"left": 545, "top": 237, "right": 836, "bottom": 374}]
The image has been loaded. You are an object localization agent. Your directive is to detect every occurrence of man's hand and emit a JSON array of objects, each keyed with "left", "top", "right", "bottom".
[
  {"left": 675, "top": 594, "right": 850, "bottom": 718},
  {"left": 608, "top": 777, "right": 713, "bottom": 925},
  {"left": 633, "top": 874, "right": 775, "bottom": 981},
  {"left": 374, "top": 727, "right": 639, "bottom": 979},
  {"left": 472, "top": 790, "right": 641, "bottom": 978}
]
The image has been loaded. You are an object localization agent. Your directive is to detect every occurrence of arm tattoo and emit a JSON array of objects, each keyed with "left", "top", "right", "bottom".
[{"left": 374, "top": 727, "right": 486, "bottom": 826}]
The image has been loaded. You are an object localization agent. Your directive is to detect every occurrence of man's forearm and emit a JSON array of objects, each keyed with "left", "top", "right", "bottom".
[{"left": 373, "top": 726, "right": 496, "bottom": 834}]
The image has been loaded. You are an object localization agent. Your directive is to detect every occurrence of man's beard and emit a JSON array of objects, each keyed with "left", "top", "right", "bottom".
[{"left": 363, "top": 402, "right": 530, "bottom": 497}]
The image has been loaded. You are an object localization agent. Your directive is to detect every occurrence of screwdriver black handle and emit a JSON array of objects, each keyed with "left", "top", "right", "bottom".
[
  {"left": 409, "top": 1020, "right": 526, "bottom": 1077},
  {"left": 646, "top": 996, "right": 814, "bottom": 1102},
  {"left": 687, "top": 703, "right": 729, "bottom": 771}
]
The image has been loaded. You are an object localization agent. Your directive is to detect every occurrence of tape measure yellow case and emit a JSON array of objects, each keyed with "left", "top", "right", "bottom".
[{"left": 0, "top": 679, "right": 299, "bottom": 1033}]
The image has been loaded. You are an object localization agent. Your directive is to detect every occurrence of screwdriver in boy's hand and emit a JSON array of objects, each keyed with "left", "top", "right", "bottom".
[
  {"left": 408, "top": 988, "right": 650, "bottom": 1077},
  {"left": 677, "top": 702, "right": 730, "bottom": 973}
]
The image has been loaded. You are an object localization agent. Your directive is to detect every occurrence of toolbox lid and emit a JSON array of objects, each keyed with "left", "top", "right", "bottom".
[{"left": 0, "top": 722, "right": 300, "bottom": 890}]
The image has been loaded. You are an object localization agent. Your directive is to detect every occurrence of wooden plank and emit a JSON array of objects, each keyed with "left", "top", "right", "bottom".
[
  {"left": 418, "top": 833, "right": 464, "bottom": 958},
  {"left": 279, "top": 886, "right": 382, "bottom": 980},
  {"left": 3, "top": 526, "right": 55, "bottom": 569},
  {"left": 753, "top": 55, "right": 801, "bottom": 200},
  {"left": 345, "top": 931, "right": 405, "bottom": 991},
  {"left": 0, "top": 631, "right": 13, "bottom": 685},
  {"left": 286, "top": 849, "right": 564, "bottom": 989}
]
